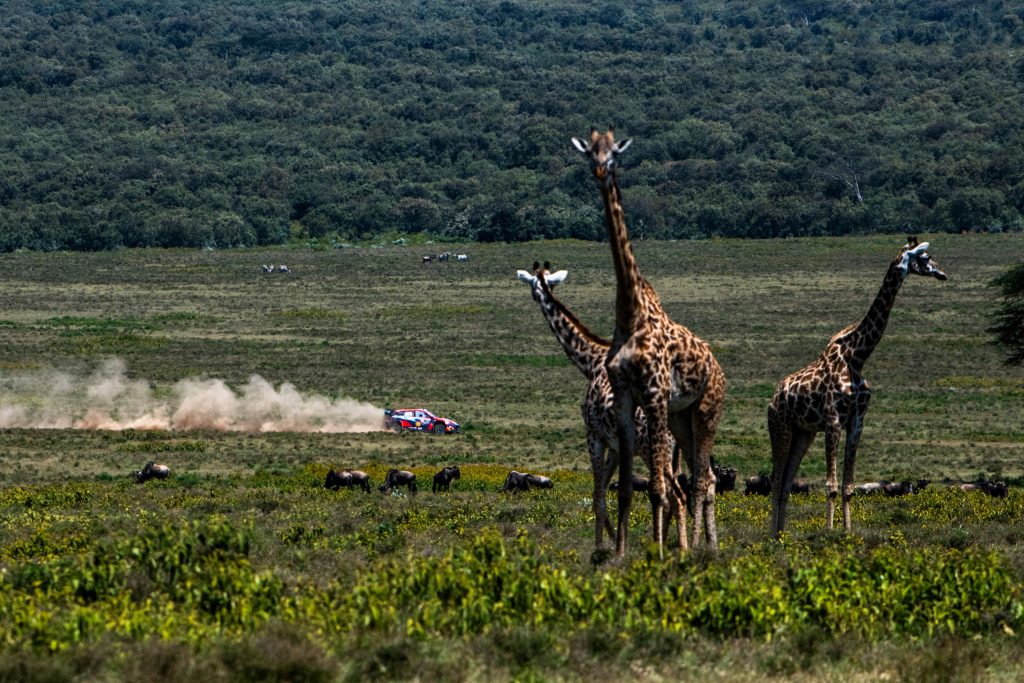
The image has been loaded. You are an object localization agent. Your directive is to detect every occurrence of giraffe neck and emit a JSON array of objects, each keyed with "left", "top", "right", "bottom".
[
  {"left": 534, "top": 282, "right": 610, "bottom": 380},
  {"left": 599, "top": 175, "right": 643, "bottom": 340},
  {"left": 844, "top": 259, "right": 907, "bottom": 370}
]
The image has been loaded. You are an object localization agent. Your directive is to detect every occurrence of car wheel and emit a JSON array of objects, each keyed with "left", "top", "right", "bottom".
[
  {"left": 390, "top": 420, "right": 403, "bottom": 433},
  {"left": 432, "top": 422, "right": 446, "bottom": 434}
]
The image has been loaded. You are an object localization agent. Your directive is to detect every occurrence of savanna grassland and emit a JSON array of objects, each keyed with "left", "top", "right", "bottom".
[{"left": 0, "top": 234, "right": 1022, "bottom": 681}]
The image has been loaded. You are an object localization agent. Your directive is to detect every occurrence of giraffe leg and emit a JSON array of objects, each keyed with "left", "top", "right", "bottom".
[
  {"left": 644, "top": 403, "right": 673, "bottom": 560},
  {"left": 823, "top": 423, "right": 842, "bottom": 530},
  {"left": 668, "top": 412, "right": 694, "bottom": 549},
  {"left": 613, "top": 395, "right": 638, "bottom": 557},
  {"left": 666, "top": 457, "right": 689, "bottom": 555},
  {"left": 694, "top": 422, "right": 719, "bottom": 551},
  {"left": 648, "top": 460, "right": 668, "bottom": 560},
  {"left": 588, "top": 433, "right": 613, "bottom": 547},
  {"left": 841, "top": 392, "right": 871, "bottom": 531},
  {"left": 768, "top": 415, "right": 793, "bottom": 537},
  {"left": 771, "top": 425, "right": 814, "bottom": 537},
  {"left": 601, "top": 447, "right": 617, "bottom": 539}
]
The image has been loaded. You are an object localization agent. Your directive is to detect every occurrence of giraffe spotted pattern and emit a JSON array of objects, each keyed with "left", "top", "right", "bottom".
[{"left": 768, "top": 237, "right": 948, "bottom": 537}]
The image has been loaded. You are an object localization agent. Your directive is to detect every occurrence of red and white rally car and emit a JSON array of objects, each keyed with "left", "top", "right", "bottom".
[{"left": 384, "top": 408, "right": 460, "bottom": 434}]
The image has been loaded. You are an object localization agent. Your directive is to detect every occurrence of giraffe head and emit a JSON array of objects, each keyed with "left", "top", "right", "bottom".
[
  {"left": 517, "top": 261, "right": 568, "bottom": 302},
  {"left": 898, "top": 236, "right": 948, "bottom": 281},
  {"left": 572, "top": 127, "right": 632, "bottom": 184}
]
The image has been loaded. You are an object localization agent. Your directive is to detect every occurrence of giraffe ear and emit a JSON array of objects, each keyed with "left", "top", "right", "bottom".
[
  {"left": 516, "top": 270, "right": 535, "bottom": 285},
  {"left": 547, "top": 270, "right": 569, "bottom": 285},
  {"left": 571, "top": 137, "right": 588, "bottom": 154},
  {"left": 613, "top": 138, "right": 632, "bottom": 154}
]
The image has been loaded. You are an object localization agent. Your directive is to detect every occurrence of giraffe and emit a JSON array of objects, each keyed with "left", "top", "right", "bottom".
[
  {"left": 517, "top": 260, "right": 669, "bottom": 549},
  {"left": 767, "top": 237, "right": 948, "bottom": 537},
  {"left": 573, "top": 127, "right": 726, "bottom": 557}
]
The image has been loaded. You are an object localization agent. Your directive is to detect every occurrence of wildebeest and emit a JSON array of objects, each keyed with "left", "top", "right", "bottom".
[
  {"left": 745, "top": 474, "right": 771, "bottom": 496},
  {"left": 883, "top": 480, "right": 915, "bottom": 497},
  {"left": 525, "top": 473, "right": 553, "bottom": 489},
  {"left": 610, "top": 474, "right": 650, "bottom": 494},
  {"left": 136, "top": 461, "right": 170, "bottom": 483},
  {"left": 502, "top": 470, "right": 554, "bottom": 492},
  {"left": 502, "top": 470, "right": 530, "bottom": 492},
  {"left": 712, "top": 461, "right": 738, "bottom": 494},
  {"left": 348, "top": 470, "right": 371, "bottom": 492},
  {"left": 324, "top": 469, "right": 371, "bottom": 493},
  {"left": 855, "top": 479, "right": 924, "bottom": 496},
  {"left": 324, "top": 469, "right": 351, "bottom": 490},
  {"left": 380, "top": 469, "right": 417, "bottom": 493},
  {"left": 432, "top": 465, "right": 461, "bottom": 493},
  {"left": 791, "top": 478, "right": 812, "bottom": 495},
  {"left": 958, "top": 479, "right": 1008, "bottom": 498}
]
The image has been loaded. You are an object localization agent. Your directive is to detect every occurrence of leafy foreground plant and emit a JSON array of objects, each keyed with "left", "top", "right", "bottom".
[{"left": 2, "top": 522, "right": 1020, "bottom": 656}]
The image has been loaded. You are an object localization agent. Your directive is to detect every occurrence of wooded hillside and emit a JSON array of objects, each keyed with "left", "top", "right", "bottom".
[{"left": 2, "top": 0, "right": 1023, "bottom": 250}]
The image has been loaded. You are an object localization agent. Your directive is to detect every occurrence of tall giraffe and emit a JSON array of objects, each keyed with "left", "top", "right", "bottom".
[
  {"left": 517, "top": 260, "right": 668, "bottom": 549},
  {"left": 768, "top": 237, "right": 948, "bottom": 537},
  {"left": 573, "top": 127, "right": 726, "bottom": 557}
]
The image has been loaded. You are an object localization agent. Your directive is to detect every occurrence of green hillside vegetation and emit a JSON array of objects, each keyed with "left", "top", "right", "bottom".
[{"left": 2, "top": 0, "right": 1024, "bottom": 250}]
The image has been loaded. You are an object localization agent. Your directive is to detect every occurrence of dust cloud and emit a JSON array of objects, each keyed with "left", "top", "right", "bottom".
[{"left": 0, "top": 359, "right": 386, "bottom": 433}]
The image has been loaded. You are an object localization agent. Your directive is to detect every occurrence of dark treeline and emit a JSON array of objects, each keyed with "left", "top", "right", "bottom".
[{"left": 2, "top": 0, "right": 1023, "bottom": 251}]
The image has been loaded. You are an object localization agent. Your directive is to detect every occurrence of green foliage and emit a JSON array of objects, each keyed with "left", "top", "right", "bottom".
[
  {"left": 0, "top": 518, "right": 283, "bottom": 649},
  {"left": 3, "top": 1, "right": 1024, "bottom": 250}
]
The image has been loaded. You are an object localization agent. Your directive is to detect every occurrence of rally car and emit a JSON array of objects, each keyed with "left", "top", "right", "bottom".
[{"left": 384, "top": 408, "right": 460, "bottom": 435}]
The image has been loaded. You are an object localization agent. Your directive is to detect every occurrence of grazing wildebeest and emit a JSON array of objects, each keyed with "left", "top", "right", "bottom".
[
  {"left": 432, "top": 465, "right": 461, "bottom": 493},
  {"left": 324, "top": 469, "right": 352, "bottom": 490},
  {"left": 791, "top": 478, "right": 812, "bottom": 495},
  {"left": 745, "top": 474, "right": 771, "bottom": 496},
  {"left": 502, "top": 470, "right": 531, "bottom": 492},
  {"left": 883, "top": 480, "right": 915, "bottom": 497},
  {"left": 525, "top": 473, "right": 553, "bottom": 489},
  {"left": 323, "top": 469, "right": 371, "bottom": 492},
  {"left": 985, "top": 480, "right": 1009, "bottom": 498},
  {"left": 712, "top": 461, "right": 738, "bottom": 494},
  {"left": 136, "top": 461, "right": 170, "bottom": 483},
  {"left": 348, "top": 470, "right": 371, "bottom": 492},
  {"left": 610, "top": 474, "right": 650, "bottom": 494},
  {"left": 959, "top": 479, "right": 1008, "bottom": 498},
  {"left": 854, "top": 481, "right": 886, "bottom": 495},
  {"left": 380, "top": 469, "right": 417, "bottom": 493}
]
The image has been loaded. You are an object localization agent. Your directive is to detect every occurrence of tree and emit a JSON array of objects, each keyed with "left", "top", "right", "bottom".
[{"left": 988, "top": 262, "right": 1024, "bottom": 365}]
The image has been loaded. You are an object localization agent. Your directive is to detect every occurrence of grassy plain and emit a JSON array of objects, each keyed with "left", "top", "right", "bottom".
[{"left": 0, "top": 234, "right": 1022, "bottom": 681}]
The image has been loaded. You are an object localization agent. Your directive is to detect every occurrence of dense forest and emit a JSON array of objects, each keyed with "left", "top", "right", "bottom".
[{"left": 2, "top": 0, "right": 1023, "bottom": 250}]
